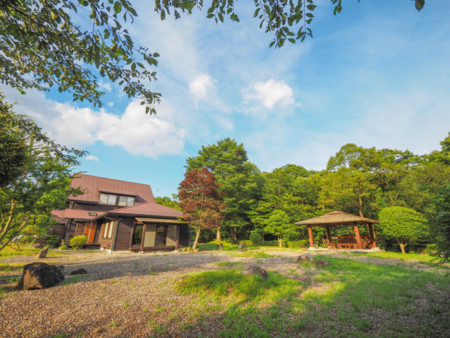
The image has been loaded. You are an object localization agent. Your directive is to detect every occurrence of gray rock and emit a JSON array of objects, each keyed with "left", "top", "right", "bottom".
[
  {"left": 70, "top": 268, "right": 87, "bottom": 275},
  {"left": 238, "top": 243, "right": 243, "bottom": 249},
  {"left": 17, "top": 262, "right": 64, "bottom": 290},
  {"left": 245, "top": 266, "right": 268, "bottom": 280},
  {"left": 37, "top": 247, "right": 48, "bottom": 259},
  {"left": 296, "top": 253, "right": 313, "bottom": 263}
]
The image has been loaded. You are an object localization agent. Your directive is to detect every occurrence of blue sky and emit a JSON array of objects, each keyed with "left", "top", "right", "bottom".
[{"left": 3, "top": 0, "right": 450, "bottom": 198}]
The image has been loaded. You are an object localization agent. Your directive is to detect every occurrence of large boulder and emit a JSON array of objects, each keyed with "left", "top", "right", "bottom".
[
  {"left": 296, "top": 253, "right": 313, "bottom": 263},
  {"left": 245, "top": 266, "right": 269, "bottom": 280},
  {"left": 17, "top": 262, "right": 65, "bottom": 290}
]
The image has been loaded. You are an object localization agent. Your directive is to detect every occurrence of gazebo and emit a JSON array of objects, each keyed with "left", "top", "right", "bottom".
[{"left": 295, "top": 211, "right": 379, "bottom": 250}]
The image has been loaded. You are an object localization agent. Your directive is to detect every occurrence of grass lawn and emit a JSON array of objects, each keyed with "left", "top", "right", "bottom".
[{"left": 176, "top": 255, "right": 449, "bottom": 336}]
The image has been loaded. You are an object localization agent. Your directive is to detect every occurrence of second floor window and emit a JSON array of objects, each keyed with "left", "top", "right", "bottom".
[{"left": 99, "top": 193, "right": 135, "bottom": 207}]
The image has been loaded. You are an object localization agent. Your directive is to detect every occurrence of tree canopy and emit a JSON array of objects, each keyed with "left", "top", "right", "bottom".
[
  {"left": 178, "top": 167, "right": 224, "bottom": 250},
  {"left": 378, "top": 206, "right": 428, "bottom": 254},
  {"left": 0, "top": 95, "right": 84, "bottom": 251},
  {"left": 186, "top": 138, "right": 263, "bottom": 242},
  {"left": 0, "top": 0, "right": 160, "bottom": 112}
]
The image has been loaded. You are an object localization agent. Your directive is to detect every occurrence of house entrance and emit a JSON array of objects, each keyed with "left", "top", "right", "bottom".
[
  {"left": 84, "top": 222, "right": 97, "bottom": 244},
  {"left": 131, "top": 224, "right": 143, "bottom": 246}
]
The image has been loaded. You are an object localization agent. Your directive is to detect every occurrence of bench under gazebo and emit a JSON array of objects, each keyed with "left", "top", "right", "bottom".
[{"left": 295, "top": 211, "right": 379, "bottom": 250}]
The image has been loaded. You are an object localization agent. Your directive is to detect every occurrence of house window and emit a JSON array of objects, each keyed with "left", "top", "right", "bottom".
[
  {"left": 118, "top": 196, "right": 135, "bottom": 207},
  {"left": 99, "top": 193, "right": 134, "bottom": 206},
  {"left": 103, "top": 221, "right": 114, "bottom": 239}
]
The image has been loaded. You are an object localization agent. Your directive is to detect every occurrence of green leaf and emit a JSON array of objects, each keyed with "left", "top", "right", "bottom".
[
  {"left": 114, "top": 2, "right": 122, "bottom": 14},
  {"left": 415, "top": 0, "right": 425, "bottom": 11},
  {"left": 160, "top": 9, "right": 166, "bottom": 20}
]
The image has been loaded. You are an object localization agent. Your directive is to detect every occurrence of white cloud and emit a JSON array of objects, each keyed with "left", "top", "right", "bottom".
[
  {"left": 95, "top": 100, "right": 186, "bottom": 157},
  {"left": 189, "top": 74, "right": 215, "bottom": 102},
  {"left": 98, "top": 80, "right": 112, "bottom": 92},
  {"left": 85, "top": 155, "right": 99, "bottom": 161},
  {"left": 2, "top": 87, "right": 186, "bottom": 158},
  {"left": 243, "top": 79, "right": 296, "bottom": 112}
]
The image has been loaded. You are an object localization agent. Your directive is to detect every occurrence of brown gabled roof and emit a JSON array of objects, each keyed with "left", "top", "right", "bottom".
[
  {"left": 295, "top": 211, "right": 379, "bottom": 226},
  {"left": 108, "top": 202, "right": 182, "bottom": 219},
  {"left": 69, "top": 174, "right": 155, "bottom": 204}
]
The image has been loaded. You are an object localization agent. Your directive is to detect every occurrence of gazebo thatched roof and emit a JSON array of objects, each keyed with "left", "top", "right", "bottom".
[{"left": 295, "top": 211, "right": 379, "bottom": 226}]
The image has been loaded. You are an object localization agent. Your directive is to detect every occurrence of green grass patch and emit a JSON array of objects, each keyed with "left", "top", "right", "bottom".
[
  {"left": 198, "top": 240, "right": 240, "bottom": 251},
  {"left": 215, "top": 261, "right": 245, "bottom": 268},
  {"left": 173, "top": 256, "right": 449, "bottom": 337},
  {"left": 227, "top": 250, "right": 274, "bottom": 258},
  {"left": 0, "top": 246, "right": 41, "bottom": 257},
  {"left": 360, "top": 251, "right": 436, "bottom": 262}
]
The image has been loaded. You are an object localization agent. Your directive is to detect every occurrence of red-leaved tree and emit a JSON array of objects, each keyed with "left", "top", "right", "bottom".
[{"left": 178, "top": 168, "right": 225, "bottom": 250}]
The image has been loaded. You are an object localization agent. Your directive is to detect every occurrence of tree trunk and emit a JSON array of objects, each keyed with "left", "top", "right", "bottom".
[
  {"left": 192, "top": 226, "right": 201, "bottom": 250},
  {"left": 216, "top": 224, "right": 222, "bottom": 242},
  {"left": 399, "top": 241, "right": 407, "bottom": 254},
  {"left": 230, "top": 227, "right": 237, "bottom": 242}
]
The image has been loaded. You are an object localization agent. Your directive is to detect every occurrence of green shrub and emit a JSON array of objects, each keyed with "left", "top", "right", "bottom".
[
  {"left": 69, "top": 235, "right": 87, "bottom": 250},
  {"left": 287, "top": 240, "right": 308, "bottom": 248},
  {"left": 249, "top": 232, "right": 263, "bottom": 245},
  {"left": 239, "top": 240, "right": 252, "bottom": 246},
  {"left": 46, "top": 235, "right": 61, "bottom": 248},
  {"left": 58, "top": 244, "right": 68, "bottom": 250}
]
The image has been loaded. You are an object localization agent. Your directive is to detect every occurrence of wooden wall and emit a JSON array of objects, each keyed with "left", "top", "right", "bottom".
[{"left": 114, "top": 218, "right": 134, "bottom": 251}]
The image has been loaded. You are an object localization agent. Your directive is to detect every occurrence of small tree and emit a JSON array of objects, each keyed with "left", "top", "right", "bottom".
[
  {"left": 378, "top": 206, "right": 428, "bottom": 254},
  {"left": 178, "top": 168, "right": 225, "bottom": 250},
  {"left": 264, "top": 210, "right": 294, "bottom": 247}
]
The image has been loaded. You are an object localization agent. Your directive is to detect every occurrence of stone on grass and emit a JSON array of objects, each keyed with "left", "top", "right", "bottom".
[
  {"left": 70, "top": 268, "right": 87, "bottom": 275},
  {"left": 296, "top": 253, "right": 313, "bottom": 263},
  {"left": 37, "top": 247, "right": 48, "bottom": 259},
  {"left": 238, "top": 243, "right": 243, "bottom": 249},
  {"left": 17, "top": 262, "right": 64, "bottom": 290},
  {"left": 240, "top": 247, "right": 250, "bottom": 252},
  {"left": 245, "top": 266, "right": 268, "bottom": 280},
  {"left": 314, "top": 260, "right": 330, "bottom": 267}
]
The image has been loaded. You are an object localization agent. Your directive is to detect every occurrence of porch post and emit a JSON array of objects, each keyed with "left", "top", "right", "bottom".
[
  {"left": 175, "top": 224, "right": 180, "bottom": 250},
  {"left": 353, "top": 224, "right": 362, "bottom": 249},
  {"left": 325, "top": 225, "right": 331, "bottom": 248},
  {"left": 140, "top": 223, "right": 147, "bottom": 253},
  {"left": 308, "top": 225, "right": 314, "bottom": 248},
  {"left": 368, "top": 223, "right": 378, "bottom": 248}
]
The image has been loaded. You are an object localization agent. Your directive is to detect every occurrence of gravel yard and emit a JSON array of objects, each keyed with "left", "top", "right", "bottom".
[
  {"left": 0, "top": 250, "right": 303, "bottom": 337},
  {"left": 1, "top": 250, "right": 448, "bottom": 337}
]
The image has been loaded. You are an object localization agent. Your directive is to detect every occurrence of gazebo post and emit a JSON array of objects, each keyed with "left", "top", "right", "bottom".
[
  {"left": 325, "top": 225, "right": 331, "bottom": 248},
  {"left": 367, "top": 223, "right": 377, "bottom": 248},
  {"left": 308, "top": 225, "right": 314, "bottom": 248},
  {"left": 353, "top": 224, "right": 362, "bottom": 249}
]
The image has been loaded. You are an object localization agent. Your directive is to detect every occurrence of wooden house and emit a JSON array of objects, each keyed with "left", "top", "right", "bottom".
[{"left": 51, "top": 174, "right": 189, "bottom": 252}]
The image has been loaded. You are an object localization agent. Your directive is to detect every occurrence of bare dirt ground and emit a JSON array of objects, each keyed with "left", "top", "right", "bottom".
[{"left": 0, "top": 250, "right": 447, "bottom": 337}]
